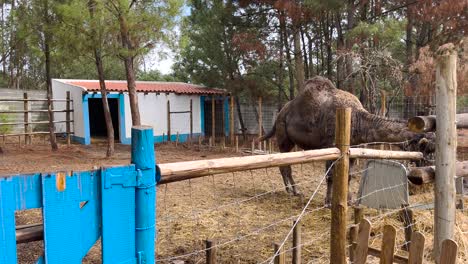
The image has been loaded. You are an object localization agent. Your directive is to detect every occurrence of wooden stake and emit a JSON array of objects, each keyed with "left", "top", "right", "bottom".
[
  {"left": 273, "top": 243, "right": 285, "bottom": 264},
  {"left": 258, "top": 96, "right": 262, "bottom": 142},
  {"left": 434, "top": 43, "right": 457, "bottom": 262},
  {"left": 400, "top": 205, "right": 414, "bottom": 251},
  {"left": 354, "top": 206, "right": 364, "bottom": 224},
  {"left": 292, "top": 220, "right": 301, "bottom": 264},
  {"left": 355, "top": 219, "right": 371, "bottom": 264},
  {"left": 235, "top": 136, "right": 239, "bottom": 153},
  {"left": 230, "top": 96, "right": 234, "bottom": 145},
  {"left": 349, "top": 225, "right": 358, "bottom": 263},
  {"left": 205, "top": 240, "right": 216, "bottom": 264},
  {"left": 162, "top": 133, "right": 165, "bottom": 143},
  {"left": 66, "top": 91, "right": 71, "bottom": 146},
  {"left": 408, "top": 232, "right": 425, "bottom": 264},
  {"left": 251, "top": 139, "right": 255, "bottom": 155},
  {"left": 211, "top": 95, "right": 215, "bottom": 142},
  {"left": 380, "top": 225, "right": 397, "bottom": 264},
  {"left": 190, "top": 99, "right": 193, "bottom": 140},
  {"left": 23, "top": 92, "right": 30, "bottom": 145},
  {"left": 176, "top": 132, "right": 179, "bottom": 147},
  {"left": 167, "top": 100, "right": 171, "bottom": 142},
  {"left": 330, "top": 108, "right": 351, "bottom": 264},
  {"left": 268, "top": 139, "right": 272, "bottom": 154},
  {"left": 439, "top": 239, "right": 458, "bottom": 264}
]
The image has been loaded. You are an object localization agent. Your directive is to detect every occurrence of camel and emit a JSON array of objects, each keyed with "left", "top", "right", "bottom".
[{"left": 258, "top": 76, "right": 435, "bottom": 204}]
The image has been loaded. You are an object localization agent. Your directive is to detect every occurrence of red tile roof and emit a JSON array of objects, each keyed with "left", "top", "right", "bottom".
[{"left": 64, "top": 80, "right": 227, "bottom": 95}]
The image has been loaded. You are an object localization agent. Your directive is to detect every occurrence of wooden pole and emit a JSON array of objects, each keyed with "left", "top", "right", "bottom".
[
  {"left": 258, "top": 97, "right": 262, "bottom": 151},
  {"left": 292, "top": 220, "right": 301, "bottom": 264},
  {"left": 205, "top": 240, "right": 216, "bottom": 264},
  {"left": 330, "top": 108, "right": 351, "bottom": 264},
  {"left": 235, "top": 135, "right": 239, "bottom": 153},
  {"left": 176, "top": 132, "right": 179, "bottom": 147},
  {"left": 222, "top": 95, "right": 226, "bottom": 148},
  {"left": 211, "top": 95, "right": 215, "bottom": 144},
  {"left": 230, "top": 96, "right": 234, "bottom": 145},
  {"left": 354, "top": 219, "right": 371, "bottom": 264},
  {"left": 167, "top": 100, "right": 171, "bottom": 142},
  {"left": 273, "top": 243, "right": 285, "bottom": 264},
  {"left": 66, "top": 91, "right": 71, "bottom": 146},
  {"left": 156, "top": 147, "right": 422, "bottom": 184},
  {"left": 251, "top": 139, "right": 255, "bottom": 155},
  {"left": 23, "top": 93, "right": 30, "bottom": 145},
  {"left": 439, "top": 239, "right": 458, "bottom": 264},
  {"left": 158, "top": 147, "right": 341, "bottom": 184},
  {"left": 400, "top": 205, "right": 414, "bottom": 251},
  {"left": 434, "top": 43, "right": 457, "bottom": 263},
  {"left": 190, "top": 99, "right": 193, "bottom": 141},
  {"left": 349, "top": 225, "right": 358, "bottom": 263}
]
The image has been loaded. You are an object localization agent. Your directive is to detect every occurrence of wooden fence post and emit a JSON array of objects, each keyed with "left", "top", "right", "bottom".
[
  {"left": 408, "top": 232, "right": 425, "bottom": 264},
  {"left": 66, "top": 91, "right": 71, "bottom": 146},
  {"left": 190, "top": 99, "right": 193, "bottom": 141},
  {"left": 251, "top": 139, "right": 255, "bottom": 155},
  {"left": 273, "top": 243, "right": 285, "bottom": 264},
  {"left": 439, "top": 239, "right": 458, "bottom": 264},
  {"left": 434, "top": 43, "right": 457, "bottom": 263},
  {"left": 354, "top": 219, "right": 371, "bottom": 264},
  {"left": 211, "top": 95, "right": 215, "bottom": 144},
  {"left": 23, "top": 93, "right": 30, "bottom": 145},
  {"left": 292, "top": 220, "right": 301, "bottom": 264},
  {"left": 400, "top": 205, "right": 414, "bottom": 251},
  {"left": 176, "top": 132, "right": 179, "bottom": 147},
  {"left": 330, "top": 108, "right": 351, "bottom": 264},
  {"left": 258, "top": 97, "right": 262, "bottom": 151},
  {"left": 235, "top": 135, "right": 239, "bottom": 153},
  {"left": 380, "top": 225, "right": 397, "bottom": 264},
  {"left": 167, "top": 100, "right": 171, "bottom": 142},
  {"left": 230, "top": 96, "right": 234, "bottom": 145},
  {"left": 205, "top": 240, "right": 216, "bottom": 264}
]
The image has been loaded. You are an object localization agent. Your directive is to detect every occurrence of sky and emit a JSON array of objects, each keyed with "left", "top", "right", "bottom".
[{"left": 144, "top": 5, "right": 191, "bottom": 75}]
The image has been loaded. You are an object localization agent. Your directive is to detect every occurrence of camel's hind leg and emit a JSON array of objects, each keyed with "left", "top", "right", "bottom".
[{"left": 277, "top": 138, "right": 299, "bottom": 195}]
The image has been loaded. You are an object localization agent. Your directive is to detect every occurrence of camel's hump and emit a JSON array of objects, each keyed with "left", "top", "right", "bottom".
[{"left": 303, "top": 76, "right": 365, "bottom": 111}]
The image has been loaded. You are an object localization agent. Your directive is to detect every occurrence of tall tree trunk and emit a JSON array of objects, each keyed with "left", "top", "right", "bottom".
[
  {"left": 345, "top": 0, "right": 355, "bottom": 94},
  {"left": 300, "top": 26, "right": 309, "bottom": 80},
  {"left": 305, "top": 30, "right": 314, "bottom": 77},
  {"left": 319, "top": 20, "right": 325, "bottom": 76},
  {"left": 89, "top": 0, "right": 114, "bottom": 157},
  {"left": 44, "top": 0, "right": 57, "bottom": 151},
  {"left": 118, "top": 14, "right": 141, "bottom": 126},
  {"left": 293, "top": 24, "right": 305, "bottom": 91},
  {"left": 278, "top": 16, "right": 285, "bottom": 110},
  {"left": 279, "top": 11, "right": 295, "bottom": 99},
  {"left": 336, "top": 13, "right": 345, "bottom": 89},
  {"left": 324, "top": 13, "right": 333, "bottom": 80}
]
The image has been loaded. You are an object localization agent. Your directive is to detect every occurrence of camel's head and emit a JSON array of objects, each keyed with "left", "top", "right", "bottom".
[{"left": 403, "top": 132, "right": 436, "bottom": 165}]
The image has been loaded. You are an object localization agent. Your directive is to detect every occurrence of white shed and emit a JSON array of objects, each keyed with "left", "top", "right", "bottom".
[{"left": 52, "top": 79, "right": 228, "bottom": 145}]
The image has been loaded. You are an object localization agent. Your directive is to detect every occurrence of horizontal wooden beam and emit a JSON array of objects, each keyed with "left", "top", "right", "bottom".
[
  {"left": 0, "top": 110, "right": 72, "bottom": 114},
  {"left": 1, "top": 132, "right": 74, "bottom": 137},
  {"left": 351, "top": 242, "right": 408, "bottom": 264},
  {"left": 0, "top": 120, "right": 74, "bottom": 126},
  {"left": 158, "top": 148, "right": 423, "bottom": 184},
  {"left": 16, "top": 224, "right": 43, "bottom": 244},
  {"left": 407, "top": 161, "right": 468, "bottom": 185},
  {"left": 0, "top": 99, "right": 72, "bottom": 102},
  {"left": 408, "top": 113, "right": 468, "bottom": 132}
]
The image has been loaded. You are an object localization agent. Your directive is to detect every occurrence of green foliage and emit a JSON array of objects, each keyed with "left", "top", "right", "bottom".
[
  {"left": 137, "top": 69, "right": 179, "bottom": 82},
  {"left": 0, "top": 113, "right": 11, "bottom": 134}
]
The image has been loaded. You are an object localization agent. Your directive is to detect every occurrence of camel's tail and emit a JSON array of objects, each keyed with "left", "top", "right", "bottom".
[{"left": 256, "top": 123, "right": 276, "bottom": 143}]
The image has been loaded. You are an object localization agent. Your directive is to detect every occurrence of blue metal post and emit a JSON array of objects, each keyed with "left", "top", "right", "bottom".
[{"left": 132, "top": 126, "right": 156, "bottom": 263}]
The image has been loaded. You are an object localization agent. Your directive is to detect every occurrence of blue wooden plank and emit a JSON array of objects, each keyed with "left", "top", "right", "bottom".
[
  {"left": 101, "top": 165, "right": 137, "bottom": 264},
  {"left": 78, "top": 171, "right": 101, "bottom": 258},
  {"left": 42, "top": 172, "right": 82, "bottom": 264},
  {"left": 0, "top": 177, "right": 17, "bottom": 264},
  {"left": 12, "top": 173, "right": 42, "bottom": 210}
]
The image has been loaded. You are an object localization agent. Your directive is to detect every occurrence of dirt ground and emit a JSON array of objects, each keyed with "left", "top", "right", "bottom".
[{"left": 1, "top": 138, "right": 467, "bottom": 263}]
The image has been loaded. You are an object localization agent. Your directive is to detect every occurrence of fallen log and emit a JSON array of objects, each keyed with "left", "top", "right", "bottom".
[
  {"left": 407, "top": 161, "right": 468, "bottom": 185},
  {"left": 408, "top": 113, "right": 468, "bottom": 132}
]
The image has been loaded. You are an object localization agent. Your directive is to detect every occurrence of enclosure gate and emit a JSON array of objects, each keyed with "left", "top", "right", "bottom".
[{"left": 0, "top": 127, "right": 156, "bottom": 264}]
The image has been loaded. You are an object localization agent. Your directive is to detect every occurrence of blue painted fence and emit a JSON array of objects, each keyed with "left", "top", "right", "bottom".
[{"left": 0, "top": 126, "right": 157, "bottom": 264}]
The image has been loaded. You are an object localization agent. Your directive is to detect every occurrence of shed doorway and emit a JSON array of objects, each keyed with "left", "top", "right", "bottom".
[{"left": 88, "top": 98, "right": 120, "bottom": 141}]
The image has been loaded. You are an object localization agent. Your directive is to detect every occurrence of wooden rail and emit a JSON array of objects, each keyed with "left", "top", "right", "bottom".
[{"left": 157, "top": 148, "right": 423, "bottom": 184}]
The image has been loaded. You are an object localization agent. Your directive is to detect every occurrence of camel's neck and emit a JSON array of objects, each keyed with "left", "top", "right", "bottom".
[{"left": 351, "top": 111, "right": 417, "bottom": 145}]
